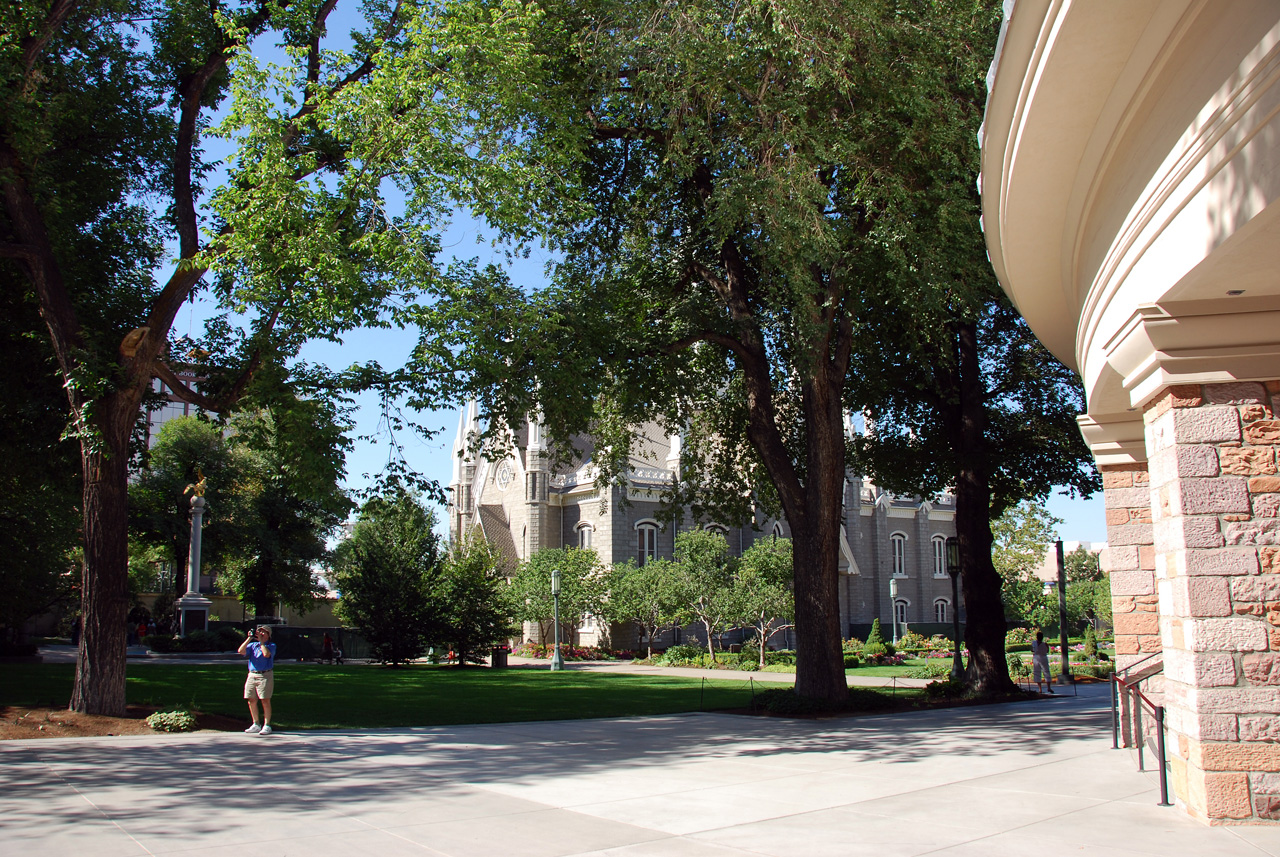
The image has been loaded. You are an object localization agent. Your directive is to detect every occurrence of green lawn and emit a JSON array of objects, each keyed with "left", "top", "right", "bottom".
[{"left": 0, "top": 663, "right": 766, "bottom": 730}]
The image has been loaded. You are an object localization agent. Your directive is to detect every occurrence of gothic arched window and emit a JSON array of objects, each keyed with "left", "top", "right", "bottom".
[{"left": 891, "top": 532, "right": 908, "bottom": 577}]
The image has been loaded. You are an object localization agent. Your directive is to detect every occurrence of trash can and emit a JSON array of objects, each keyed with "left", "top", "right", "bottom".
[{"left": 491, "top": 647, "right": 509, "bottom": 668}]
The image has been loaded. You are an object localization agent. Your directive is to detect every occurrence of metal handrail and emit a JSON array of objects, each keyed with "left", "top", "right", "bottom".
[
  {"left": 1113, "top": 669, "right": 1172, "bottom": 807},
  {"left": 1119, "top": 649, "right": 1162, "bottom": 678}
]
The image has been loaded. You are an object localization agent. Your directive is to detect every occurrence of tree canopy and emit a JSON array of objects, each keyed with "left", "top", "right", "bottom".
[
  {"left": 332, "top": 488, "right": 447, "bottom": 665},
  {"left": 390, "top": 0, "right": 1008, "bottom": 700},
  {"left": 2, "top": 0, "right": 463, "bottom": 712}
]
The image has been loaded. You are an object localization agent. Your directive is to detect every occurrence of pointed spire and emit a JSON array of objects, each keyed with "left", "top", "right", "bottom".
[{"left": 450, "top": 405, "right": 467, "bottom": 485}]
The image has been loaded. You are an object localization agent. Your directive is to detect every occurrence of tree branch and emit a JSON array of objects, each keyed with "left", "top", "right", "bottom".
[
  {"left": 21, "top": 0, "right": 79, "bottom": 92},
  {"left": 152, "top": 359, "right": 221, "bottom": 411}
]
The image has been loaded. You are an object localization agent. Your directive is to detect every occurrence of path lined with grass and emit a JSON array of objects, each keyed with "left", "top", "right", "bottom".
[{"left": 1, "top": 663, "right": 770, "bottom": 730}]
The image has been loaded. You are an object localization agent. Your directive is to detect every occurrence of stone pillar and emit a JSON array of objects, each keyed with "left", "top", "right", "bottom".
[
  {"left": 1102, "top": 462, "right": 1159, "bottom": 674},
  {"left": 1145, "top": 381, "right": 1280, "bottom": 823}
]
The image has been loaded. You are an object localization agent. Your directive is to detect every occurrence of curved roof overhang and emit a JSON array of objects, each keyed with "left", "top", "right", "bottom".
[{"left": 981, "top": 0, "right": 1280, "bottom": 463}]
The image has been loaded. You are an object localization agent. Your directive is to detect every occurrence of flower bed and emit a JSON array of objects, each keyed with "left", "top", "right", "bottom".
[{"left": 512, "top": 643, "right": 633, "bottom": 661}]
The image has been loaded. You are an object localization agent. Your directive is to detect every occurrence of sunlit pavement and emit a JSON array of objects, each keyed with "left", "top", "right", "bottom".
[{"left": 5, "top": 679, "right": 1279, "bottom": 857}]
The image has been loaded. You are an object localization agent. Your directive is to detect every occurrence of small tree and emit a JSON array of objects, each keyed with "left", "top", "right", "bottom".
[
  {"left": 671, "top": 530, "right": 737, "bottom": 663},
  {"left": 864, "top": 619, "right": 889, "bottom": 659},
  {"left": 1065, "top": 546, "right": 1103, "bottom": 583},
  {"left": 508, "top": 548, "right": 605, "bottom": 649},
  {"left": 332, "top": 489, "right": 445, "bottom": 666},
  {"left": 733, "top": 539, "right": 795, "bottom": 668},
  {"left": 607, "top": 559, "right": 681, "bottom": 659},
  {"left": 440, "top": 533, "right": 515, "bottom": 666},
  {"left": 1083, "top": 624, "right": 1098, "bottom": 661}
]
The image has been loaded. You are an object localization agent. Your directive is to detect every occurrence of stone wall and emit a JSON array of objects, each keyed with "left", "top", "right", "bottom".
[
  {"left": 1102, "top": 462, "right": 1159, "bottom": 673},
  {"left": 1144, "top": 381, "right": 1280, "bottom": 823}
]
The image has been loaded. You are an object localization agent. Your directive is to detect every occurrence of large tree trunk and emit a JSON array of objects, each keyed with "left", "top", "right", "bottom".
[
  {"left": 69, "top": 420, "right": 132, "bottom": 716},
  {"left": 787, "top": 370, "right": 848, "bottom": 701},
  {"left": 952, "top": 320, "right": 1015, "bottom": 695}
]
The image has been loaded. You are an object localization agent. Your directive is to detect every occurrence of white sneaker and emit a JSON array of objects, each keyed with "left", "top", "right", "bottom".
[
  {"left": 259, "top": 724, "right": 273, "bottom": 736},
  {"left": 244, "top": 723, "right": 261, "bottom": 733}
]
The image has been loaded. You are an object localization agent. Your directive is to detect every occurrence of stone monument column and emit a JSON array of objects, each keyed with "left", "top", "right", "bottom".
[{"left": 176, "top": 493, "right": 213, "bottom": 635}]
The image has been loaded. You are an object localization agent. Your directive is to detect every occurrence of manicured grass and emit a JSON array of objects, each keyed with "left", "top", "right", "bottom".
[
  {"left": 0, "top": 663, "right": 764, "bottom": 730},
  {"left": 845, "top": 658, "right": 944, "bottom": 678}
]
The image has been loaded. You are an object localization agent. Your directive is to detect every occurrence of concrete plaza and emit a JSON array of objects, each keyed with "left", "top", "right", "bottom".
[{"left": 3, "top": 683, "right": 1277, "bottom": 857}]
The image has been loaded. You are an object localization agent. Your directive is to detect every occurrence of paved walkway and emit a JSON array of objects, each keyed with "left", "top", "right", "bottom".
[{"left": 4, "top": 683, "right": 1278, "bottom": 857}]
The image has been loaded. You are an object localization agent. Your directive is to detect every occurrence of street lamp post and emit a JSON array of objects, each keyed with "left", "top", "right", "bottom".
[
  {"left": 550, "top": 568, "right": 564, "bottom": 671},
  {"left": 946, "top": 537, "right": 964, "bottom": 681},
  {"left": 1055, "top": 540, "right": 1072, "bottom": 687},
  {"left": 889, "top": 577, "right": 899, "bottom": 646}
]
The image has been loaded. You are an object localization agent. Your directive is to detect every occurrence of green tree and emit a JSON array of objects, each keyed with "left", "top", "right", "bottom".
[
  {"left": 991, "top": 500, "right": 1060, "bottom": 630},
  {"left": 732, "top": 538, "right": 795, "bottom": 669},
  {"left": 439, "top": 532, "right": 515, "bottom": 666},
  {"left": 129, "top": 417, "right": 241, "bottom": 581},
  {"left": 130, "top": 406, "right": 350, "bottom": 620},
  {"left": 215, "top": 403, "right": 352, "bottom": 619},
  {"left": 332, "top": 489, "right": 446, "bottom": 666},
  {"left": 850, "top": 292, "right": 1099, "bottom": 691},
  {"left": 606, "top": 559, "right": 682, "bottom": 659},
  {"left": 3, "top": 0, "right": 455, "bottom": 713},
  {"left": 670, "top": 530, "right": 737, "bottom": 663},
  {"left": 1065, "top": 546, "right": 1103, "bottom": 583},
  {"left": 397, "top": 0, "right": 1005, "bottom": 702},
  {"left": 508, "top": 547, "right": 605, "bottom": 649},
  {"left": 0, "top": 276, "right": 81, "bottom": 640}
]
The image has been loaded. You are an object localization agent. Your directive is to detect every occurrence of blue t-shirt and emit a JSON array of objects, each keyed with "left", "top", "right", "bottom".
[{"left": 247, "top": 641, "right": 276, "bottom": 672}]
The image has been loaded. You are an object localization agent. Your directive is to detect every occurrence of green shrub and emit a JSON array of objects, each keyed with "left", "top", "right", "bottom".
[
  {"left": 143, "top": 634, "right": 179, "bottom": 653},
  {"left": 846, "top": 687, "right": 895, "bottom": 711},
  {"left": 1007, "top": 654, "right": 1031, "bottom": 678},
  {"left": 217, "top": 626, "right": 246, "bottom": 650},
  {"left": 655, "top": 644, "right": 706, "bottom": 666},
  {"left": 898, "top": 630, "right": 928, "bottom": 650},
  {"left": 1005, "top": 627, "right": 1033, "bottom": 647},
  {"left": 760, "top": 664, "right": 796, "bottom": 673},
  {"left": 1073, "top": 662, "right": 1115, "bottom": 679},
  {"left": 146, "top": 710, "right": 198, "bottom": 732},
  {"left": 0, "top": 641, "right": 39, "bottom": 657},
  {"left": 907, "top": 662, "right": 952, "bottom": 679},
  {"left": 843, "top": 653, "right": 861, "bottom": 668},
  {"left": 924, "top": 678, "right": 968, "bottom": 699},
  {"left": 842, "top": 636, "right": 864, "bottom": 654}
]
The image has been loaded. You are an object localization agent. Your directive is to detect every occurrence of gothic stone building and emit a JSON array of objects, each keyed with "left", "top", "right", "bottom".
[{"left": 446, "top": 402, "right": 962, "bottom": 646}]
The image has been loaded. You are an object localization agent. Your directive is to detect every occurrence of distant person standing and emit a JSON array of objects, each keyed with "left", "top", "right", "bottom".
[
  {"left": 238, "top": 626, "right": 277, "bottom": 734},
  {"left": 1030, "top": 630, "right": 1053, "bottom": 694},
  {"left": 321, "top": 632, "right": 335, "bottom": 664}
]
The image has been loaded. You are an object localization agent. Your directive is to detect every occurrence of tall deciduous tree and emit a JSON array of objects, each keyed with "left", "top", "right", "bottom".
[
  {"left": 0, "top": 276, "right": 82, "bottom": 640},
  {"left": 216, "top": 402, "right": 352, "bottom": 619},
  {"left": 397, "top": 0, "right": 1005, "bottom": 701},
  {"left": 3, "top": 1, "right": 453, "bottom": 712},
  {"left": 849, "top": 288, "right": 1098, "bottom": 691},
  {"left": 440, "top": 532, "right": 515, "bottom": 666},
  {"left": 332, "top": 488, "right": 446, "bottom": 666}
]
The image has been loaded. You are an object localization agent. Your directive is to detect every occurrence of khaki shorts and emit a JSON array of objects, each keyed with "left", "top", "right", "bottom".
[{"left": 244, "top": 670, "right": 274, "bottom": 700}]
